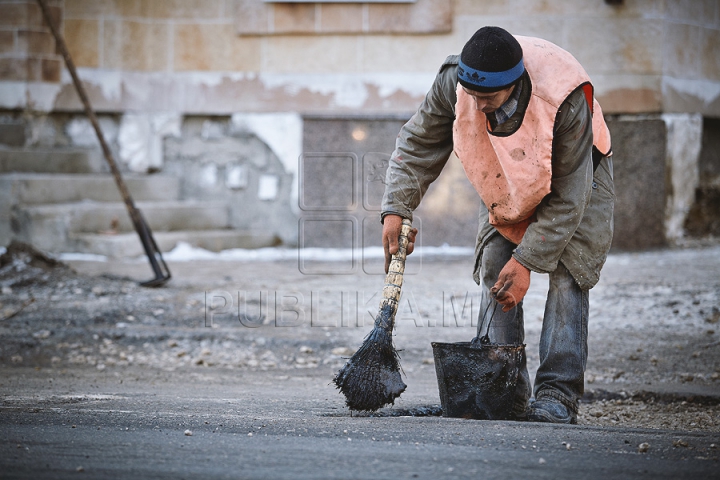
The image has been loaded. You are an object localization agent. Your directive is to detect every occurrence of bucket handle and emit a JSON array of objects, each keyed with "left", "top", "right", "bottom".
[{"left": 473, "top": 296, "right": 517, "bottom": 345}]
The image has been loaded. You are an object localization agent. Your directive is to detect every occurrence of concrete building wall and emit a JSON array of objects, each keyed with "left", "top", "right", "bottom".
[
  {"left": 1, "top": 0, "right": 713, "bottom": 116},
  {"left": 1, "top": 0, "right": 719, "bottom": 252},
  {"left": 686, "top": 117, "right": 720, "bottom": 237}
]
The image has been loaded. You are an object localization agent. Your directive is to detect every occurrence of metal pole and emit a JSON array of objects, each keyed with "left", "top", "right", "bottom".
[{"left": 36, "top": 0, "right": 170, "bottom": 286}]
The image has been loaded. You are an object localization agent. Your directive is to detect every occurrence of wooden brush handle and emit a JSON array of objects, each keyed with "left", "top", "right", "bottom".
[{"left": 379, "top": 218, "right": 412, "bottom": 320}]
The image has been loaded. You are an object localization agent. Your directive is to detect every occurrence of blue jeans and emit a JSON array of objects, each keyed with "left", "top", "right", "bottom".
[{"left": 477, "top": 233, "right": 589, "bottom": 414}]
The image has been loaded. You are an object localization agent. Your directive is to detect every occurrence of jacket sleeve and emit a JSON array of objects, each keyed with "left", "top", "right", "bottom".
[
  {"left": 381, "top": 58, "right": 458, "bottom": 221},
  {"left": 513, "top": 88, "right": 594, "bottom": 273}
]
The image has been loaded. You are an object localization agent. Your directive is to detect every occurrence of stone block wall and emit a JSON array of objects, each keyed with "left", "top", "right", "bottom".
[
  {"left": 661, "top": 1, "right": 720, "bottom": 115},
  {"left": 301, "top": 116, "right": 481, "bottom": 252},
  {"left": 0, "top": 0, "right": 709, "bottom": 117},
  {"left": 9, "top": 0, "right": 705, "bottom": 117},
  {"left": 162, "top": 115, "right": 298, "bottom": 245},
  {"left": 0, "top": 0, "right": 62, "bottom": 83},
  {"left": 1, "top": 0, "right": 718, "bottom": 252},
  {"left": 606, "top": 116, "right": 668, "bottom": 250},
  {"left": 686, "top": 118, "right": 720, "bottom": 237},
  {"left": 301, "top": 114, "right": 708, "bottom": 252},
  {"left": 300, "top": 115, "right": 480, "bottom": 275},
  {"left": 235, "top": 0, "right": 451, "bottom": 35},
  {"left": 0, "top": 1, "right": 716, "bottom": 117}
]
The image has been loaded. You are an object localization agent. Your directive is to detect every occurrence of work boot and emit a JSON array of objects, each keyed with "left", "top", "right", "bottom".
[
  {"left": 528, "top": 399, "right": 577, "bottom": 424},
  {"left": 510, "top": 406, "right": 529, "bottom": 422},
  {"left": 509, "top": 398, "right": 530, "bottom": 422}
]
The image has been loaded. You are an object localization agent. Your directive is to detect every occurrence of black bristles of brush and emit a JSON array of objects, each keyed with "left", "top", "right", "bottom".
[
  {"left": 333, "top": 218, "right": 413, "bottom": 412},
  {"left": 333, "top": 304, "right": 406, "bottom": 411}
]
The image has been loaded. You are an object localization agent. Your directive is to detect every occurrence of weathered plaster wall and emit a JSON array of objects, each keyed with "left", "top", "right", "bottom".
[
  {"left": 2, "top": 0, "right": 719, "bottom": 117},
  {"left": 663, "top": 113, "right": 703, "bottom": 243},
  {"left": 1, "top": 0, "right": 718, "bottom": 251}
]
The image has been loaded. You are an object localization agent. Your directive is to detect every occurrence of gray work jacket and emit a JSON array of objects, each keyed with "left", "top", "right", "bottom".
[{"left": 381, "top": 55, "right": 615, "bottom": 290}]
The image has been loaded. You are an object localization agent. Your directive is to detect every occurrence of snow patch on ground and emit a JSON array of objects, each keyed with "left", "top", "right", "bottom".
[
  {"left": 162, "top": 242, "right": 474, "bottom": 262},
  {"left": 55, "top": 242, "right": 473, "bottom": 263},
  {"left": 57, "top": 253, "right": 109, "bottom": 262}
]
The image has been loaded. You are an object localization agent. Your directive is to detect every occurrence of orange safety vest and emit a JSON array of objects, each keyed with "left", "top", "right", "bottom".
[{"left": 453, "top": 36, "right": 612, "bottom": 244}]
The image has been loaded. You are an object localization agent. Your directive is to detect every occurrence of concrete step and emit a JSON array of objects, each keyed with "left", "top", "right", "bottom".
[
  {"left": 19, "top": 200, "right": 230, "bottom": 234},
  {"left": 0, "top": 173, "right": 181, "bottom": 205},
  {"left": 14, "top": 200, "right": 231, "bottom": 253},
  {"left": 0, "top": 148, "right": 108, "bottom": 174},
  {"left": 71, "top": 230, "right": 281, "bottom": 258}
]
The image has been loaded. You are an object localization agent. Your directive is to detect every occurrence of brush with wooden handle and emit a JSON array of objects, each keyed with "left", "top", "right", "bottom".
[{"left": 333, "top": 218, "right": 412, "bottom": 411}]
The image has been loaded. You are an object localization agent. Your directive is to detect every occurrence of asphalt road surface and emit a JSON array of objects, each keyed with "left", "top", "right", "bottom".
[
  {"left": 2, "top": 367, "right": 718, "bottom": 479},
  {"left": 1, "top": 243, "right": 719, "bottom": 478}
]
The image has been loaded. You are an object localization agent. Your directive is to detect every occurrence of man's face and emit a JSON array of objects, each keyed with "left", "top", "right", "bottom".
[{"left": 462, "top": 85, "right": 515, "bottom": 114}]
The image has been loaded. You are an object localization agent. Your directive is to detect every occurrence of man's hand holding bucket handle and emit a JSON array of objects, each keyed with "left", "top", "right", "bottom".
[
  {"left": 492, "top": 257, "right": 531, "bottom": 312},
  {"left": 383, "top": 214, "right": 529, "bottom": 311},
  {"left": 382, "top": 214, "right": 418, "bottom": 274}
]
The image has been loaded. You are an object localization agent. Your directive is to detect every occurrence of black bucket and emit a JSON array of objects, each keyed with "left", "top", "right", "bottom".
[
  {"left": 432, "top": 340, "right": 525, "bottom": 420},
  {"left": 431, "top": 300, "right": 525, "bottom": 420}
]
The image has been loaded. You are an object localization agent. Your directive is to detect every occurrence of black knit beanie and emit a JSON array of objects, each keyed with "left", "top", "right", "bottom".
[{"left": 458, "top": 26, "right": 524, "bottom": 93}]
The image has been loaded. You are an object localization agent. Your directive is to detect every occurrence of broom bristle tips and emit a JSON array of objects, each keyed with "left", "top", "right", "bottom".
[{"left": 333, "top": 325, "right": 406, "bottom": 412}]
